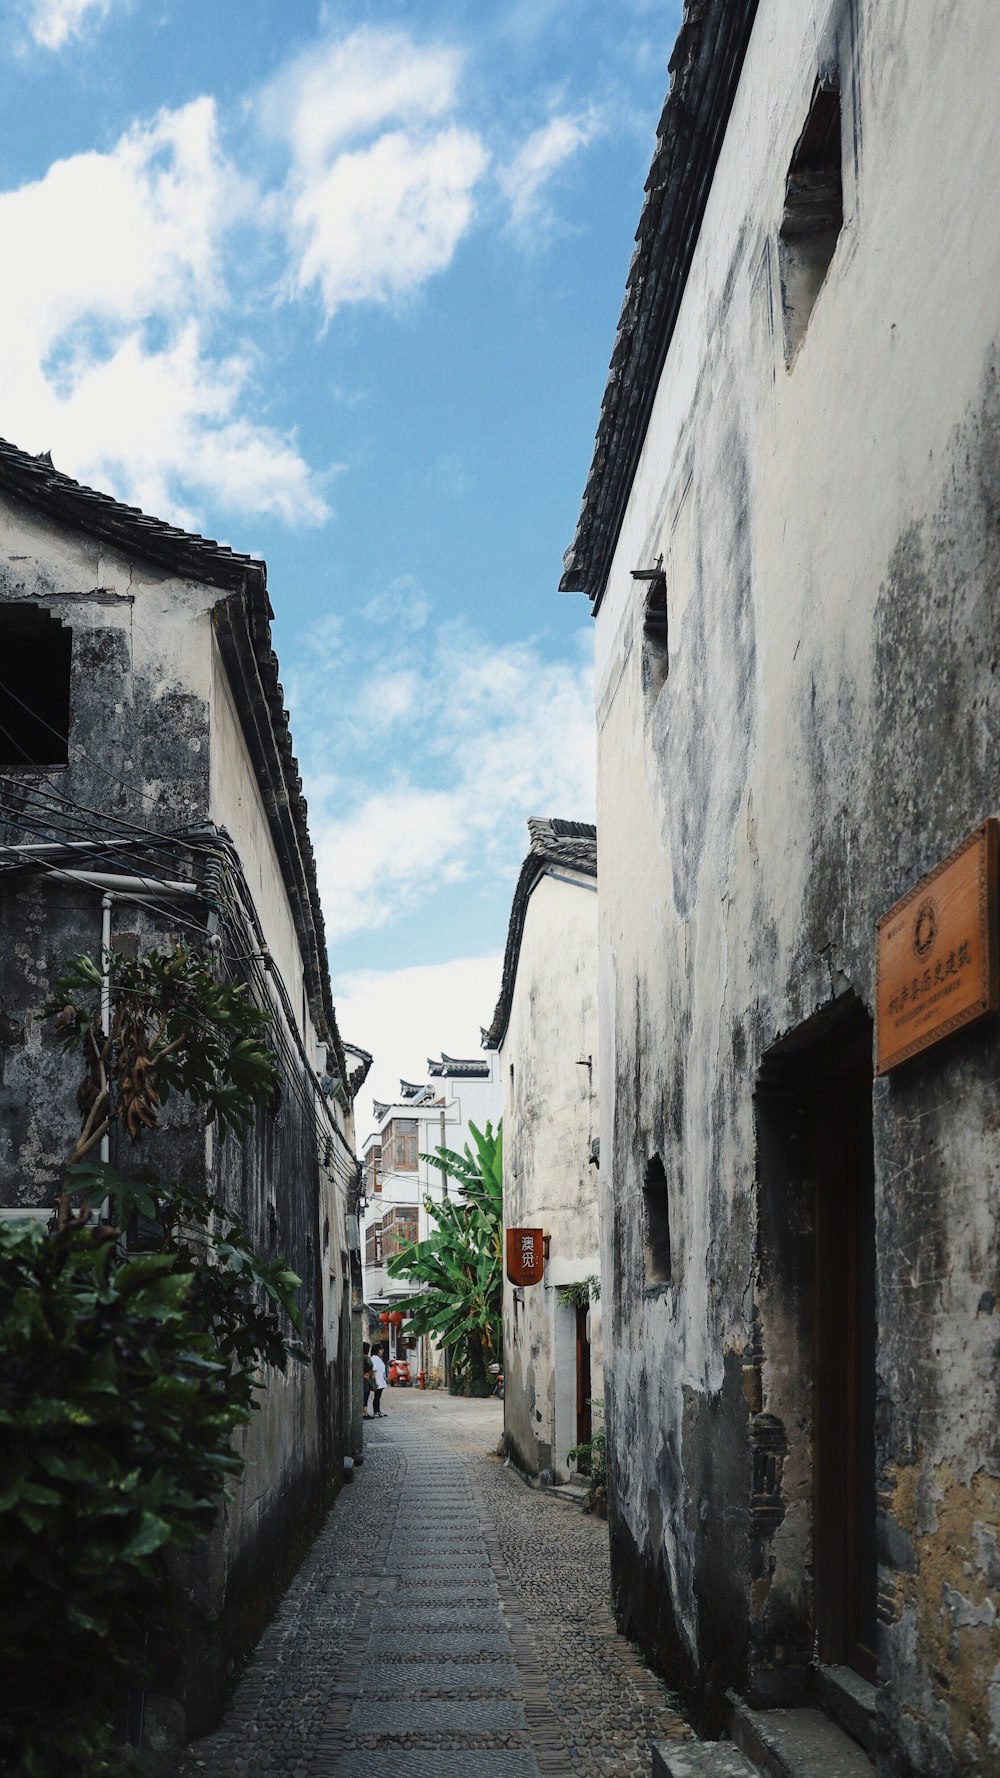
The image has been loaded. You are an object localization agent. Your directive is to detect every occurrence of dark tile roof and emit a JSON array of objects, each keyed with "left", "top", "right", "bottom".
[
  {"left": 344, "top": 1044, "right": 374, "bottom": 1096},
  {"left": 426, "top": 1053, "right": 492, "bottom": 1079},
  {"left": 483, "top": 818, "right": 597, "bottom": 1051},
  {"left": 0, "top": 438, "right": 265, "bottom": 593},
  {"left": 559, "top": 0, "right": 760, "bottom": 612},
  {"left": 400, "top": 1081, "right": 436, "bottom": 1103},
  {"left": 0, "top": 436, "right": 349, "bottom": 1084}
]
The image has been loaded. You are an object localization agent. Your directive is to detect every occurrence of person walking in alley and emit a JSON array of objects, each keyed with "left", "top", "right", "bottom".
[
  {"left": 362, "top": 1343, "right": 374, "bottom": 1418},
  {"left": 370, "top": 1345, "right": 387, "bottom": 1417}
]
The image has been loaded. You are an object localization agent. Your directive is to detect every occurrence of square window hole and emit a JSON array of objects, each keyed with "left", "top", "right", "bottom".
[{"left": 0, "top": 606, "right": 72, "bottom": 767}]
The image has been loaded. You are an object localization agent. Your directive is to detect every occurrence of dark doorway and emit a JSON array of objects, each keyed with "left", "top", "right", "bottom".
[
  {"left": 575, "top": 1302, "right": 592, "bottom": 1466},
  {"left": 754, "top": 996, "right": 877, "bottom": 1696},
  {"left": 810, "top": 1023, "right": 877, "bottom": 1679}
]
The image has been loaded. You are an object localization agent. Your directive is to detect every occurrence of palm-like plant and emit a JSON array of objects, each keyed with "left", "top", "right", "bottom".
[{"left": 386, "top": 1119, "right": 502, "bottom": 1393}]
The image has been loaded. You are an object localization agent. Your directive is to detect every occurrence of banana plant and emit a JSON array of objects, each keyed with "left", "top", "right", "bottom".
[{"left": 387, "top": 1119, "right": 502, "bottom": 1392}]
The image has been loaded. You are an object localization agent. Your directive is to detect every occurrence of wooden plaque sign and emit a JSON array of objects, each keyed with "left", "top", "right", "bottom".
[
  {"left": 876, "top": 819, "right": 999, "bottom": 1074},
  {"left": 506, "top": 1227, "right": 544, "bottom": 1287}
]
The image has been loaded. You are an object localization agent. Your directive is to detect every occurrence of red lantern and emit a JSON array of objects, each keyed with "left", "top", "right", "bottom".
[
  {"left": 379, "top": 1312, "right": 391, "bottom": 1325},
  {"left": 390, "top": 1310, "right": 405, "bottom": 1327}
]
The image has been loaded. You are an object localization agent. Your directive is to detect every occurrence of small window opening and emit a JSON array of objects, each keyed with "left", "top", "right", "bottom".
[
  {"left": 633, "top": 566, "right": 668, "bottom": 700},
  {"left": 643, "top": 1152, "right": 671, "bottom": 1285},
  {"left": 0, "top": 606, "right": 72, "bottom": 767},
  {"left": 779, "top": 79, "right": 843, "bottom": 363}
]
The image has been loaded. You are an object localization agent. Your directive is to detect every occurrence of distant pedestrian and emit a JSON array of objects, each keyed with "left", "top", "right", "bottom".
[
  {"left": 362, "top": 1343, "right": 374, "bottom": 1418},
  {"left": 371, "top": 1346, "right": 387, "bottom": 1417}
]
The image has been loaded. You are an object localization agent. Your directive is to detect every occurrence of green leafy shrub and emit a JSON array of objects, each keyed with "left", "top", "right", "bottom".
[
  {"left": 556, "top": 1274, "right": 601, "bottom": 1309},
  {"left": 0, "top": 1222, "right": 248, "bottom": 1773},
  {"left": 0, "top": 946, "right": 304, "bottom": 1775}
]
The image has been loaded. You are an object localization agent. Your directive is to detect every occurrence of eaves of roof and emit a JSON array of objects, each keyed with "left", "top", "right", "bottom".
[
  {"left": 427, "top": 1053, "right": 492, "bottom": 1079},
  {"left": 0, "top": 437, "right": 345, "bottom": 1079},
  {"left": 344, "top": 1044, "right": 374, "bottom": 1097},
  {"left": 483, "top": 818, "right": 597, "bottom": 1052},
  {"left": 559, "top": 0, "right": 760, "bottom": 613},
  {"left": 0, "top": 438, "right": 266, "bottom": 594}
]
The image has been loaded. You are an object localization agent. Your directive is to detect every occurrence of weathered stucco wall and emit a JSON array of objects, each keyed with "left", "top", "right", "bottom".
[
  {"left": 0, "top": 492, "right": 353, "bottom": 1734},
  {"left": 208, "top": 651, "right": 311, "bottom": 1051},
  {"left": 593, "top": 1, "right": 1000, "bottom": 1770},
  {"left": 501, "top": 870, "right": 601, "bottom": 1484},
  {"left": 0, "top": 493, "right": 217, "bottom": 1205}
]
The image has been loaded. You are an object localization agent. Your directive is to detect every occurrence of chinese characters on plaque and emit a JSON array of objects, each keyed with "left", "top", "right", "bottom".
[
  {"left": 506, "top": 1226, "right": 544, "bottom": 1286},
  {"left": 876, "top": 819, "right": 999, "bottom": 1074}
]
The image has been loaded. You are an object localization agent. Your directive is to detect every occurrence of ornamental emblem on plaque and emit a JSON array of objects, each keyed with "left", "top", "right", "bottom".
[{"left": 912, "top": 897, "right": 938, "bottom": 960}]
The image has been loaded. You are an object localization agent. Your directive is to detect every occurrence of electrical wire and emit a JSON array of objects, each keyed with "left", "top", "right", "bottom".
[
  {"left": 0, "top": 772, "right": 222, "bottom": 879},
  {"left": 0, "top": 782, "right": 348, "bottom": 1125},
  {"left": 0, "top": 758, "right": 359, "bottom": 1198},
  {"left": 3, "top": 838, "right": 219, "bottom": 946},
  {"left": 6, "top": 839, "right": 354, "bottom": 1191}
]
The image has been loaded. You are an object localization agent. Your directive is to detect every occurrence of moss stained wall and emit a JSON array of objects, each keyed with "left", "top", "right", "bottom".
[
  {"left": 0, "top": 493, "right": 351, "bottom": 1735},
  {"left": 500, "top": 870, "right": 601, "bottom": 1484},
  {"left": 591, "top": 0, "right": 1000, "bottom": 1769}
]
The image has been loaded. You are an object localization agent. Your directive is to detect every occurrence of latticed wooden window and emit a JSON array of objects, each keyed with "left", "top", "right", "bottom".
[{"left": 387, "top": 1118, "right": 418, "bottom": 1170}]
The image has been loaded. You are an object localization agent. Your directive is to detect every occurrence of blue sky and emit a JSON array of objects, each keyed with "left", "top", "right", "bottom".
[{"left": 0, "top": 0, "right": 678, "bottom": 1115}]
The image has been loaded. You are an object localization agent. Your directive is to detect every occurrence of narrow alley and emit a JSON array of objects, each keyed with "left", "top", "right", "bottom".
[{"left": 179, "top": 1391, "right": 689, "bottom": 1778}]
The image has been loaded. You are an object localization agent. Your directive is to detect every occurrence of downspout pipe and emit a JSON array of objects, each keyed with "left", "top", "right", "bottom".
[{"left": 100, "top": 893, "right": 112, "bottom": 1169}]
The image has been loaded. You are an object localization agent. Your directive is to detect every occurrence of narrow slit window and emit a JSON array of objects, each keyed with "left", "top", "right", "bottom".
[
  {"left": 643, "top": 1152, "right": 672, "bottom": 1285},
  {"left": 633, "top": 566, "right": 669, "bottom": 700},
  {"left": 779, "top": 80, "right": 843, "bottom": 363},
  {"left": 0, "top": 606, "right": 72, "bottom": 767}
]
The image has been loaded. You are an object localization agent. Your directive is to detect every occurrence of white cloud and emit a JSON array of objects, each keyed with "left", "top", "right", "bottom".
[
  {"left": 301, "top": 622, "right": 596, "bottom": 942},
  {"left": 263, "top": 28, "right": 461, "bottom": 171},
  {"left": 290, "top": 127, "right": 487, "bottom": 317},
  {"left": 363, "top": 577, "right": 431, "bottom": 633},
  {"left": 0, "top": 99, "right": 328, "bottom": 528},
  {"left": 50, "top": 326, "right": 330, "bottom": 528},
  {"left": 334, "top": 954, "right": 503, "bottom": 1130},
  {"left": 267, "top": 27, "right": 489, "bottom": 321},
  {"left": 364, "top": 670, "right": 420, "bottom": 732},
  {"left": 499, "top": 108, "right": 603, "bottom": 240},
  {"left": 24, "top": 0, "right": 113, "bottom": 50},
  {"left": 2, "top": 99, "right": 226, "bottom": 346}
]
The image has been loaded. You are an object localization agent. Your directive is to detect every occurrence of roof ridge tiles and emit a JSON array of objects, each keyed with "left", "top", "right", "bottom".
[{"left": 0, "top": 435, "right": 264, "bottom": 592}]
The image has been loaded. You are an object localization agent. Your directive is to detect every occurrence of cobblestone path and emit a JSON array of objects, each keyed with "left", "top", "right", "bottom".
[{"left": 179, "top": 1390, "right": 689, "bottom": 1778}]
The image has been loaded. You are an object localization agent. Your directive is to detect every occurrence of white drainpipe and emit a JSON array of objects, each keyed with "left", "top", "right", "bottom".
[
  {"left": 60, "top": 873, "right": 203, "bottom": 1177},
  {"left": 100, "top": 892, "right": 113, "bottom": 1168}
]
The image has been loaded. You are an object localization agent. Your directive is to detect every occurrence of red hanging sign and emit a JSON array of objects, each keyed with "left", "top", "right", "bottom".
[{"left": 506, "top": 1226, "right": 544, "bottom": 1286}]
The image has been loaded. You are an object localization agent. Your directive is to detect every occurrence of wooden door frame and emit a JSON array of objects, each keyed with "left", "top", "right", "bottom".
[{"left": 575, "top": 1302, "right": 592, "bottom": 1460}]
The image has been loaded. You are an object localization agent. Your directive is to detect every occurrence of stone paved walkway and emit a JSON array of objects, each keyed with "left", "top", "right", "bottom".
[{"left": 179, "top": 1389, "right": 689, "bottom": 1778}]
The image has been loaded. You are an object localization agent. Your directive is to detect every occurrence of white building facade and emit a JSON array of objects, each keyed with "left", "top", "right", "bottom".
[
  {"left": 561, "top": 1, "right": 1000, "bottom": 1770},
  {"left": 484, "top": 819, "right": 600, "bottom": 1486},
  {"left": 361, "top": 1053, "right": 501, "bottom": 1377}
]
